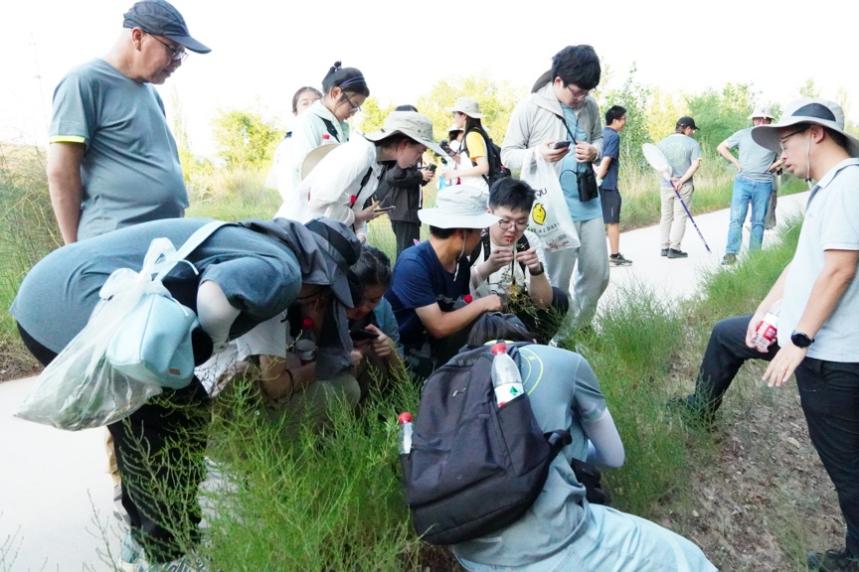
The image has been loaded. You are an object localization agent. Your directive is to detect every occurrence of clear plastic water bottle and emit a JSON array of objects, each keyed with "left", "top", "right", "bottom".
[
  {"left": 398, "top": 412, "right": 413, "bottom": 455},
  {"left": 490, "top": 342, "right": 524, "bottom": 408}
]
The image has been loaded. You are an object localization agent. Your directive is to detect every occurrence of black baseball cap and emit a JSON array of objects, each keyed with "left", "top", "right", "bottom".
[
  {"left": 123, "top": 0, "right": 211, "bottom": 54},
  {"left": 676, "top": 116, "right": 699, "bottom": 131}
]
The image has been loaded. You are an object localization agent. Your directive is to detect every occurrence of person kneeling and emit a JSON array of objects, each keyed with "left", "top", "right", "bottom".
[
  {"left": 470, "top": 178, "right": 569, "bottom": 342},
  {"left": 449, "top": 315, "right": 717, "bottom": 572}
]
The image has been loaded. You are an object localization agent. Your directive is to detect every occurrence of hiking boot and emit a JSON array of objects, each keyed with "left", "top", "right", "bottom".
[
  {"left": 807, "top": 549, "right": 859, "bottom": 571},
  {"left": 666, "top": 248, "right": 688, "bottom": 259},
  {"left": 721, "top": 253, "right": 737, "bottom": 265},
  {"left": 660, "top": 248, "right": 669, "bottom": 257},
  {"left": 609, "top": 253, "right": 633, "bottom": 266}
]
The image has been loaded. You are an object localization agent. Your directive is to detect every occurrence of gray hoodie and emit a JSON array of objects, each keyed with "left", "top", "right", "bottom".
[{"left": 501, "top": 82, "right": 603, "bottom": 175}]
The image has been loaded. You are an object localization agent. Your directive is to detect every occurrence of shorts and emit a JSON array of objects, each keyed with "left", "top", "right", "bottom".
[{"left": 600, "top": 188, "right": 622, "bottom": 224}]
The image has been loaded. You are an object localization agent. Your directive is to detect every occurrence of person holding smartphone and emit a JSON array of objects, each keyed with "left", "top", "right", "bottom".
[{"left": 293, "top": 111, "right": 446, "bottom": 242}]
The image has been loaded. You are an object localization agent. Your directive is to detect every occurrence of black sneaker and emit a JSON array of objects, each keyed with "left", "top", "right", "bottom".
[
  {"left": 721, "top": 253, "right": 737, "bottom": 265},
  {"left": 609, "top": 253, "right": 633, "bottom": 266},
  {"left": 660, "top": 248, "right": 669, "bottom": 257},
  {"left": 666, "top": 248, "right": 688, "bottom": 259},
  {"left": 808, "top": 549, "right": 859, "bottom": 571}
]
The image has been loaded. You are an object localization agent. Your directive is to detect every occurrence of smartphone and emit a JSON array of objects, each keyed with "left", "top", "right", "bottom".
[
  {"left": 552, "top": 140, "right": 572, "bottom": 150},
  {"left": 349, "top": 329, "right": 379, "bottom": 342}
]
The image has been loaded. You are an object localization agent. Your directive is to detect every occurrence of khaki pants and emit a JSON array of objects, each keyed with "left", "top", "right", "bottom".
[{"left": 659, "top": 183, "right": 694, "bottom": 250}]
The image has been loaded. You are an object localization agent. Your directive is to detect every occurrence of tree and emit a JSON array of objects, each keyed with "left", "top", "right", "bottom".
[
  {"left": 799, "top": 79, "right": 819, "bottom": 99},
  {"left": 600, "top": 64, "right": 651, "bottom": 169},
  {"left": 212, "top": 109, "right": 281, "bottom": 169},
  {"left": 686, "top": 83, "right": 755, "bottom": 151},
  {"left": 356, "top": 97, "right": 394, "bottom": 133}
]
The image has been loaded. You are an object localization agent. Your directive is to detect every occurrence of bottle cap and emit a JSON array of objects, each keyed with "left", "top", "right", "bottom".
[
  {"left": 491, "top": 342, "right": 507, "bottom": 355},
  {"left": 397, "top": 412, "right": 413, "bottom": 424},
  {"left": 302, "top": 317, "right": 314, "bottom": 330}
]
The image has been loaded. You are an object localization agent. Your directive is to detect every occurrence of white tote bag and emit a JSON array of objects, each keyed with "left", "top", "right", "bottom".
[{"left": 520, "top": 150, "right": 580, "bottom": 252}]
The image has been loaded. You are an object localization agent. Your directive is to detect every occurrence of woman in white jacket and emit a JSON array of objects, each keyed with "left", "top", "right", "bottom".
[
  {"left": 276, "top": 62, "right": 370, "bottom": 220},
  {"left": 292, "top": 111, "right": 448, "bottom": 241}
]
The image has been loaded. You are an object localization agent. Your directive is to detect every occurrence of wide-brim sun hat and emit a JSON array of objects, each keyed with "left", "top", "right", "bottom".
[
  {"left": 751, "top": 98, "right": 859, "bottom": 158},
  {"left": 365, "top": 111, "right": 447, "bottom": 158},
  {"left": 300, "top": 144, "right": 339, "bottom": 180},
  {"left": 418, "top": 184, "right": 499, "bottom": 229},
  {"left": 448, "top": 96, "right": 483, "bottom": 119},
  {"left": 749, "top": 104, "right": 775, "bottom": 120}
]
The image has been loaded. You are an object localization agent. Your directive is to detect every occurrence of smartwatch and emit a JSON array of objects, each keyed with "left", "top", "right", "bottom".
[
  {"left": 790, "top": 331, "right": 815, "bottom": 348},
  {"left": 530, "top": 262, "right": 545, "bottom": 276}
]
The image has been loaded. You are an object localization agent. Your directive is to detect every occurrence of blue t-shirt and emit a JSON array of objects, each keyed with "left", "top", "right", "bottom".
[
  {"left": 12, "top": 219, "right": 301, "bottom": 353},
  {"left": 385, "top": 241, "right": 471, "bottom": 346},
  {"left": 600, "top": 126, "right": 621, "bottom": 190},
  {"left": 49, "top": 59, "right": 188, "bottom": 240},
  {"left": 559, "top": 105, "right": 603, "bottom": 222}
]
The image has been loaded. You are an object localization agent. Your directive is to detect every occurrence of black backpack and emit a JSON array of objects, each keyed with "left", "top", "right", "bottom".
[
  {"left": 401, "top": 343, "right": 571, "bottom": 545},
  {"left": 461, "top": 126, "right": 511, "bottom": 187}
]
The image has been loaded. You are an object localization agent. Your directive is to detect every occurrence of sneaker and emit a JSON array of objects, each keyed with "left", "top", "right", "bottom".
[
  {"left": 721, "top": 253, "right": 737, "bottom": 265},
  {"left": 666, "top": 248, "right": 688, "bottom": 259},
  {"left": 660, "top": 248, "right": 669, "bottom": 257},
  {"left": 807, "top": 549, "right": 859, "bottom": 571},
  {"left": 119, "top": 532, "right": 143, "bottom": 571},
  {"left": 609, "top": 253, "right": 633, "bottom": 266},
  {"left": 137, "top": 554, "right": 209, "bottom": 572}
]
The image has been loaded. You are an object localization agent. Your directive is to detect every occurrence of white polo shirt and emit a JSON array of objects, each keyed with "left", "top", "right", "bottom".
[{"left": 778, "top": 158, "right": 859, "bottom": 361}]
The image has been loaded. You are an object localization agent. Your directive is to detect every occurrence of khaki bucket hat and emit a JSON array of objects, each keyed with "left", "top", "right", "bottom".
[{"left": 365, "top": 111, "right": 446, "bottom": 158}]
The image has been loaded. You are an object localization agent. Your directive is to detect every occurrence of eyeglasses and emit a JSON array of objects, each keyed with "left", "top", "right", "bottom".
[
  {"left": 344, "top": 93, "right": 362, "bottom": 114},
  {"left": 148, "top": 34, "right": 187, "bottom": 62},
  {"left": 497, "top": 218, "right": 529, "bottom": 231},
  {"left": 566, "top": 84, "right": 590, "bottom": 100},
  {"left": 778, "top": 127, "right": 809, "bottom": 151}
]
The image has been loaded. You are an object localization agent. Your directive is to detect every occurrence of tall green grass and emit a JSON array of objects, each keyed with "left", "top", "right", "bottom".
[{"left": 0, "top": 144, "right": 59, "bottom": 372}]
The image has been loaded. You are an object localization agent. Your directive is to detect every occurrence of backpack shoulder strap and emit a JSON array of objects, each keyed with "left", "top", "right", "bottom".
[
  {"left": 156, "top": 221, "right": 230, "bottom": 280},
  {"left": 319, "top": 117, "right": 341, "bottom": 142}
]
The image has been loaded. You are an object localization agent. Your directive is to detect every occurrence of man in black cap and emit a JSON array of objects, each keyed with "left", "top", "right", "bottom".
[
  {"left": 46, "top": 0, "right": 210, "bottom": 245},
  {"left": 656, "top": 116, "right": 702, "bottom": 258}
]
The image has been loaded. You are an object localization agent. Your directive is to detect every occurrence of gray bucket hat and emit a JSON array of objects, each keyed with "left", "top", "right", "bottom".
[
  {"left": 448, "top": 97, "right": 483, "bottom": 119},
  {"left": 751, "top": 98, "right": 859, "bottom": 158},
  {"left": 123, "top": 0, "right": 211, "bottom": 54},
  {"left": 749, "top": 104, "right": 775, "bottom": 120},
  {"left": 418, "top": 184, "right": 499, "bottom": 229},
  {"left": 365, "top": 111, "right": 447, "bottom": 158}
]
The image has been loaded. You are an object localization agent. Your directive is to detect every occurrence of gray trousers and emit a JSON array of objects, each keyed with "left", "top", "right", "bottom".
[
  {"left": 659, "top": 183, "right": 694, "bottom": 250},
  {"left": 543, "top": 217, "right": 609, "bottom": 329}
]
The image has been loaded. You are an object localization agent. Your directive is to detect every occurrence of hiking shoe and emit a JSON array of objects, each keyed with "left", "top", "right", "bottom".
[
  {"left": 666, "top": 248, "right": 688, "bottom": 259},
  {"left": 721, "top": 253, "right": 737, "bottom": 265},
  {"left": 136, "top": 554, "right": 209, "bottom": 572},
  {"left": 609, "top": 253, "right": 633, "bottom": 266},
  {"left": 807, "top": 549, "right": 859, "bottom": 571},
  {"left": 660, "top": 248, "right": 669, "bottom": 257}
]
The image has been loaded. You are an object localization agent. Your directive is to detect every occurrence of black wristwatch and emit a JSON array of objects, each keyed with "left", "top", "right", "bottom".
[
  {"left": 790, "top": 331, "right": 815, "bottom": 348},
  {"left": 530, "top": 262, "right": 545, "bottom": 276}
]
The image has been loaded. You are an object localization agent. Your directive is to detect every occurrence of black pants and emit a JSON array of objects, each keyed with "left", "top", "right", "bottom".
[
  {"left": 687, "top": 314, "right": 778, "bottom": 414},
  {"left": 391, "top": 221, "right": 420, "bottom": 258},
  {"left": 18, "top": 323, "right": 210, "bottom": 563},
  {"left": 796, "top": 358, "right": 859, "bottom": 556}
]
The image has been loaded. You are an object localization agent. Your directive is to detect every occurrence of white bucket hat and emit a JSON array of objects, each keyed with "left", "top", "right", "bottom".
[
  {"left": 751, "top": 98, "right": 859, "bottom": 158},
  {"left": 300, "top": 143, "right": 339, "bottom": 180},
  {"left": 448, "top": 96, "right": 483, "bottom": 119},
  {"left": 749, "top": 104, "right": 775, "bottom": 120},
  {"left": 364, "top": 111, "right": 447, "bottom": 158},
  {"left": 418, "top": 185, "right": 499, "bottom": 229}
]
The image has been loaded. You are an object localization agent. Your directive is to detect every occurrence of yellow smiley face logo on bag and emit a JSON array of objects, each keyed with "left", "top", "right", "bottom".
[{"left": 532, "top": 202, "right": 547, "bottom": 225}]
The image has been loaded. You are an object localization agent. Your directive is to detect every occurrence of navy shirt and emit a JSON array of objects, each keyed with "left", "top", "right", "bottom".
[
  {"left": 600, "top": 127, "right": 621, "bottom": 190},
  {"left": 385, "top": 241, "right": 470, "bottom": 346}
]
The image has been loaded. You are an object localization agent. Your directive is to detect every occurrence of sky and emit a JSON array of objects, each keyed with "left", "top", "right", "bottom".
[{"left": 1, "top": 0, "right": 855, "bottom": 158}]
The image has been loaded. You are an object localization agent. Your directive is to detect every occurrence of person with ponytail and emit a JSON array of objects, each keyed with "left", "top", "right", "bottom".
[{"left": 276, "top": 61, "right": 370, "bottom": 220}]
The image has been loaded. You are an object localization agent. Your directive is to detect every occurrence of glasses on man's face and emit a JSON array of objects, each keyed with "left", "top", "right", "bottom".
[
  {"left": 344, "top": 93, "right": 362, "bottom": 114},
  {"left": 779, "top": 127, "right": 808, "bottom": 152},
  {"left": 148, "top": 34, "right": 187, "bottom": 62},
  {"left": 566, "top": 84, "right": 590, "bottom": 101},
  {"left": 497, "top": 218, "right": 529, "bottom": 231}
]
